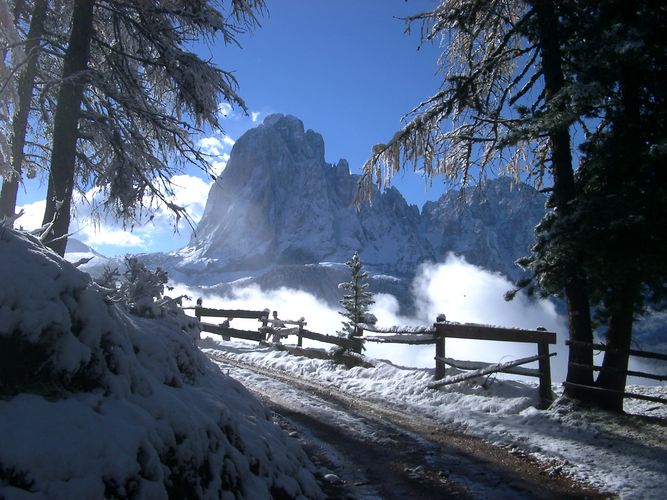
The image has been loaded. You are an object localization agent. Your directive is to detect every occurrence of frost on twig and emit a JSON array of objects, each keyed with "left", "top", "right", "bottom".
[
  {"left": 0, "top": 208, "right": 24, "bottom": 228},
  {"left": 71, "top": 256, "right": 94, "bottom": 268}
]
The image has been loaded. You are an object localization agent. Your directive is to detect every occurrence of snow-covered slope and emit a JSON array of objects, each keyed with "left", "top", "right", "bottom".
[{"left": 0, "top": 229, "right": 322, "bottom": 499}]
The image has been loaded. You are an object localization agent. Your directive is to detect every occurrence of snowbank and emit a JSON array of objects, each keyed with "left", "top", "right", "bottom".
[{"left": 0, "top": 229, "right": 322, "bottom": 499}]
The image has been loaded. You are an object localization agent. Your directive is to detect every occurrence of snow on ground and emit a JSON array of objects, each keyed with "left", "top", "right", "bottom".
[
  {"left": 0, "top": 229, "right": 322, "bottom": 499},
  {"left": 204, "top": 339, "right": 667, "bottom": 499}
]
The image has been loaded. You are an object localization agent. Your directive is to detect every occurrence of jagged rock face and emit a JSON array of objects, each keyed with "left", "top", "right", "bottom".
[
  {"left": 422, "top": 178, "right": 546, "bottom": 280},
  {"left": 189, "top": 114, "right": 432, "bottom": 274},
  {"left": 187, "top": 114, "right": 546, "bottom": 281}
]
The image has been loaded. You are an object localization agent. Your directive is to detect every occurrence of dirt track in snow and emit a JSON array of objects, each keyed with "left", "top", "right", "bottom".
[{"left": 206, "top": 350, "right": 610, "bottom": 499}]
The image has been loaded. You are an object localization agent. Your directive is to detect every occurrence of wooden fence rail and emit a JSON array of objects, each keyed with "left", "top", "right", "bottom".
[
  {"left": 429, "top": 353, "right": 557, "bottom": 390},
  {"left": 194, "top": 306, "right": 361, "bottom": 351},
  {"left": 201, "top": 323, "right": 264, "bottom": 342},
  {"left": 566, "top": 340, "right": 667, "bottom": 362},
  {"left": 562, "top": 382, "right": 667, "bottom": 405},
  {"left": 564, "top": 340, "right": 667, "bottom": 404},
  {"left": 195, "top": 307, "right": 266, "bottom": 320},
  {"left": 433, "top": 322, "right": 557, "bottom": 407},
  {"left": 440, "top": 356, "right": 543, "bottom": 378},
  {"left": 298, "top": 329, "right": 360, "bottom": 351},
  {"left": 191, "top": 305, "right": 557, "bottom": 407}
]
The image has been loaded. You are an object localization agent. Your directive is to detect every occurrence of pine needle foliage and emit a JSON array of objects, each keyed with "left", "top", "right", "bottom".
[{"left": 338, "top": 251, "right": 375, "bottom": 339}]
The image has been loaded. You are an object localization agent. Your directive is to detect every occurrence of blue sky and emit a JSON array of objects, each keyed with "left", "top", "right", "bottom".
[{"left": 16, "top": 0, "right": 447, "bottom": 256}]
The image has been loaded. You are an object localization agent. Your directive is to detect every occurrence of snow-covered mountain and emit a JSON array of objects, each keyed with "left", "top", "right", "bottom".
[
  {"left": 182, "top": 114, "right": 546, "bottom": 283},
  {"left": 187, "top": 114, "right": 431, "bottom": 276}
]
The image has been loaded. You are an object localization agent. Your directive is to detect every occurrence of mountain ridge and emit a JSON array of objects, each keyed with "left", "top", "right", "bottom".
[{"left": 183, "top": 114, "right": 546, "bottom": 282}]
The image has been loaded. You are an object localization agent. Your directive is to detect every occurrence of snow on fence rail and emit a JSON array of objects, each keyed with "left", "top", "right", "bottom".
[
  {"left": 193, "top": 305, "right": 361, "bottom": 351},
  {"left": 357, "top": 323, "right": 436, "bottom": 345},
  {"left": 191, "top": 304, "right": 556, "bottom": 407}
]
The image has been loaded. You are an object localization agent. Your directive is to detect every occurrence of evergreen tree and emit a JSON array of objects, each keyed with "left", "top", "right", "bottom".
[
  {"left": 0, "top": 0, "right": 265, "bottom": 255},
  {"left": 338, "top": 251, "right": 375, "bottom": 341},
  {"left": 358, "top": 0, "right": 595, "bottom": 402},
  {"left": 361, "top": 0, "right": 666, "bottom": 411}
]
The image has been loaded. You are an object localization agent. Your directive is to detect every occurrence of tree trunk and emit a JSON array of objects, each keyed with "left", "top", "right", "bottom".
[
  {"left": 594, "top": 286, "right": 635, "bottom": 412},
  {"left": 594, "top": 1, "right": 641, "bottom": 412},
  {"left": 0, "top": 0, "right": 48, "bottom": 220},
  {"left": 42, "top": 0, "right": 95, "bottom": 256},
  {"left": 531, "top": 0, "right": 594, "bottom": 397}
]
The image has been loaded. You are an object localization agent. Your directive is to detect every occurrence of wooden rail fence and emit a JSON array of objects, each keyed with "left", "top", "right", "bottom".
[
  {"left": 563, "top": 340, "right": 667, "bottom": 405},
  {"left": 194, "top": 306, "right": 362, "bottom": 351},
  {"left": 433, "top": 322, "right": 557, "bottom": 407},
  {"left": 192, "top": 305, "right": 557, "bottom": 407}
]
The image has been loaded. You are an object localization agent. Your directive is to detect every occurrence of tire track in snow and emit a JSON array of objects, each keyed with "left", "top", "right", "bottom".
[{"left": 207, "top": 349, "right": 607, "bottom": 499}]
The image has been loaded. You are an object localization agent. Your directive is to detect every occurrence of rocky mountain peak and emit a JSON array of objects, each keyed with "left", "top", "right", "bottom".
[{"left": 185, "top": 117, "right": 546, "bottom": 280}]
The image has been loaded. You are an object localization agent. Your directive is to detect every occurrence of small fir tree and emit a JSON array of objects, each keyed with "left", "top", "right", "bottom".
[{"left": 338, "top": 251, "right": 375, "bottom": 340}]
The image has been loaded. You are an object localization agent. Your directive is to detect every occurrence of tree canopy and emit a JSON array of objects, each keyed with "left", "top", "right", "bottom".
[
  {"left": 360, "top": 0, "right": 667, "bottom": 411},
  {"left": 0, "top": 0, "right": 265, "bottom": 254}
]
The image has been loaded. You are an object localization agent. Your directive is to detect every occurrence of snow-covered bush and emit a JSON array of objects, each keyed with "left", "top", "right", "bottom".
[
  {"left": 96, "top": 258, "right": 201, "bottom": 343},
  {"left": 117, "top": 257, "right": 168, "bottom": 315},
  {"left": 0, "top": 228, "right": 322, "bottom": 498}
]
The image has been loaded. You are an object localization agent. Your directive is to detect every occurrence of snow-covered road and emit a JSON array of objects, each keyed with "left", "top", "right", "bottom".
[{"left": 208, "top": 349, "right": 604, "bottom": 499}]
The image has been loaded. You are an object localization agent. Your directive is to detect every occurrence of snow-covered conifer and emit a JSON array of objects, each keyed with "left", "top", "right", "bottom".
[{"left": 338, "top": 251, "right": 375, "bottom": 341}]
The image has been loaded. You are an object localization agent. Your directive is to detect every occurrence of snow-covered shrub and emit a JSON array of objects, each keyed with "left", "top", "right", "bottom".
[
  {"left": 95, "top": 258, "right": 201, "bottom": 343},
  {"left": 96, "top": 265, "right": 120, "bottom": 290},
  {"left": 120, "top": 257, "right": 168, "bottom": 315},
  {"left": 0, "top": 228, "right": 322, "bottom": 499}
]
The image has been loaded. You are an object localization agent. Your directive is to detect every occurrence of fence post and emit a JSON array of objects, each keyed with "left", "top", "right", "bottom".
[
  {"left": 298, "top": 318, "right": 304, "bottom": 347},
  {"left": 260, "top": 308, "right": 269, "bottom": 342},
  {"left": 537, "top": 341, "right": 554, "bottom": 407},
  {"left": 195, "top": 298, "right": 202, "bottom": 323},
  {"left": 434, "top": 326, "right": 446, "bottom": 380}
]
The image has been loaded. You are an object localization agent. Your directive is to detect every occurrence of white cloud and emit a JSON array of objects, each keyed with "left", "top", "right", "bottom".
[
  {"left": 199, "top": 134, "right": 234, "bottom": 176},
  {"left": 199, "top": 137, "right": 225, "bottom": 156},
  {"left": 217, "top": 102, "right": 234, "bottom": 118},
  {"left": 78, "top": 224, "right": 144, "bottom": 248},
  {"left": 18, "top": 173, "right": 214, "bottom": 256},
  {"left": 217, "top": 101, "right": 261, "bottom": 124},
  {"left": 412, "top": 255, "right": 563, "bottom": 331},
  {"left": 167, "top": 174, "right": 212, "bottom": 219},
  {"left": 15, "top": 199, "right": 46, "bottom": 231},
  {"left": 211, "top": 155, "right": 230, "bottom": 176}
]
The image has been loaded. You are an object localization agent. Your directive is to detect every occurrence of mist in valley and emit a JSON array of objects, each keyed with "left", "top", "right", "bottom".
[{"left": 172, "top": 254, "right": 571, "bottom": 383}]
